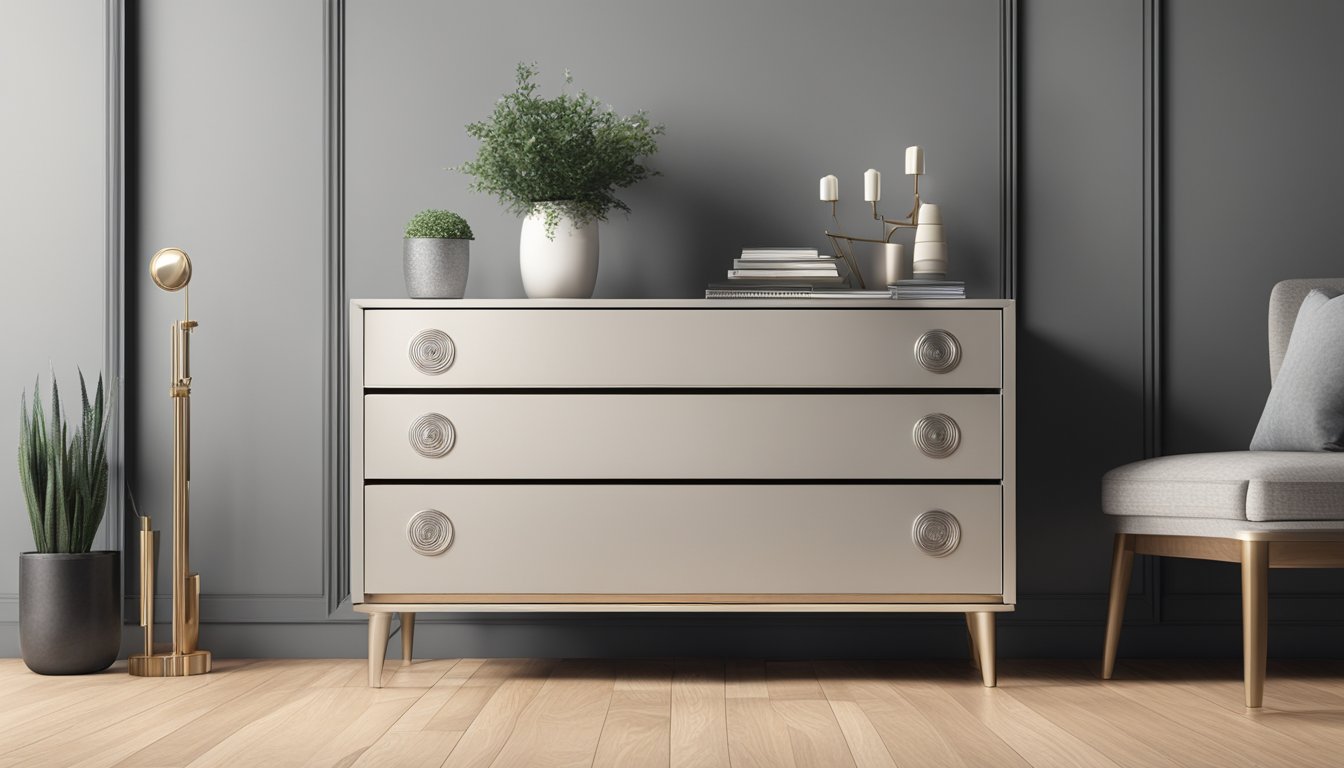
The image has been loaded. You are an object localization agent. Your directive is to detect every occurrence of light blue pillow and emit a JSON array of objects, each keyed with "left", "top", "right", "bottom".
[{"left": 1251, "top": 288, "right": 1344, "bottom": 451}]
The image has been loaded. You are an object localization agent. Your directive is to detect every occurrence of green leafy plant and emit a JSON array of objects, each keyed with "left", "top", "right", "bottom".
[
  {"left": 458, "top": 62, "right": 664, "bottom": 238},
  {"left": 404, "top": 209, "right": 474, "bottom": 240},
  {"left": 18, "top": 371, "right": 111, "bottom": 554}
]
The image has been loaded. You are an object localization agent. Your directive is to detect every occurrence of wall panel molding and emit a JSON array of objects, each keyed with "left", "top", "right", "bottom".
[{"left": 323, "top": 0, "right": 349, "bottom": 614}]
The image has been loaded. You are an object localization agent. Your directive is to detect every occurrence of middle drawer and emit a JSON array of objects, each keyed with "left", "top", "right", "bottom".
[{"left": 365, "top": 394, "right": 1002, "bottom": 480}]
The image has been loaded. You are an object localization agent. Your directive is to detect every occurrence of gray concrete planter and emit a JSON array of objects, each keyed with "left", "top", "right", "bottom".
[
  {"left": 404, "top": 238, "right": 470, "bottom": 298},
  {"left": 19, "top": 551, "right": 121, "bottom": 675}
]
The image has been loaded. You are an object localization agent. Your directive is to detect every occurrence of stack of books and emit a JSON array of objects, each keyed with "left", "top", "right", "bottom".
[
  {"left": 890, "top": 279, "right": 966, "bottom": 300},
  {"left": 726, "top": 248, "right": 845, "bottom": 286}
]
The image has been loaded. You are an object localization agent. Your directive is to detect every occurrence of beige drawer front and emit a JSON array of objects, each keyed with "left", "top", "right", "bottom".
[
  {"left": 364, "top": 308, "right": 1001, "bottom": 388},
  {"left": 364, "top": 393, "right": 1002, "bottom": 480},
  {"left": 364, "top": 484, "right": 1002, "bottom": 596}
]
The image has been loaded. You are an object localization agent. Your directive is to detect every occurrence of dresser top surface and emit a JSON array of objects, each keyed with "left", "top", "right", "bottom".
[{"left": 353, "top": 298, "right": 1013, "bottom": 310}]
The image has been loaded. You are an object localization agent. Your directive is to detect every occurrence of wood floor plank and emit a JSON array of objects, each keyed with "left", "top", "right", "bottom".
[
  {"left": 816, "top": 661, "right": 1002, "bottom": 768},
  {"left": 670, "top": 660, "right": 730, "bottom": 768},
  {"left": 485, "top": 660, "right": 617, "bottom": 768},
  {"left": 772, "top": 699, "right": 857, "bottom": 768},
  {"left": 1125, "top": 659, "right": 1344, "bottom": 755},
  {"left": 351, "top": 731, "right": 465, "bottom": 768},
  {"left": 1103, "top": 661, "right": 1339, "bottom": 768},
  {"left": 112, "top": 661, "right": 341, "bottom": 768},
  {"left": 726, "top": 660, "right": 768, "bottom": 699},
  {"left": 440, "top": 660, "right": 555, "bottom": 768},
  {"left": 726, "top": 697, "right": 799, "bottom": 768},
  {"left": 766, "top": 661, "right": 827, "bottom": 701},
  {"left": 826, "top": 701, "right": 898, "bottom": 768},
  {"left": 592, "top": 690, "right": 672, "bottom": 768},
  {"left": 829, "top": 663, "right": 1030, "bottom": 768},
  {"left": 3, "top": 658, "right": 1344, "bottom": 767},
  {"left": 426, "top": 659, "right": 536, "bottom": 732},
  {"left": 996, "top": 662, "right": 1194, "bottom": 768},
  {"left": 934, "top": 662, "right": 1125, "bottom": 768}
]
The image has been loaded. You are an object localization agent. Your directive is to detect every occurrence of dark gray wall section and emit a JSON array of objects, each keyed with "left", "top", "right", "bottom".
[
  {"left": 1164, "top": 0, "right": 1344, "bottom": 455},
  {"left": 0, "top": 1, "right": 109, "bottom": 633},
  {"left": 345, "top": 0, "right": 1003, "bottom": 301},
  {"left": 1018, "top": 0, "right": 1146, "bottom": 606},
  {"left": 1162, "top": 0, "right": 1344, "bottom": 612}
]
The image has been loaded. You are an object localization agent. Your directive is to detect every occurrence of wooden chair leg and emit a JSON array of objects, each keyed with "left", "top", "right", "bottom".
[
  {"left": 368, "top": 612, "right": 392, "bottom": 688},
  {"left": 967, "top": 611, "right": 996, "bottom": 687},
  {"left": 400, "top": 612, "right": 416, "bottom": 666},
  {"left": 1242, "top": 539, "right": 1269, "bottom": 708},
  {"left": 1102, "top": 533, "right": 1135, "bottom": 679}
]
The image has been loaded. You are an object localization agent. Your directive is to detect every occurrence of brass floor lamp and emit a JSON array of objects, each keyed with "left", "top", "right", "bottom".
[{"left": 129, "top": 247, "right": 211, "bottom": 677}]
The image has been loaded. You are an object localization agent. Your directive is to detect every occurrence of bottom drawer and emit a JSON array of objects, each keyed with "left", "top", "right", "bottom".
[{"left": 363, "top": 485, "right": 1002, "bottom": 598}]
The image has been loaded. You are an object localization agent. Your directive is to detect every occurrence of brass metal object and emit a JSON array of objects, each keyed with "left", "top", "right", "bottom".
[
  {"left": 129, "top": 247, "right": 212, "bottom": 678},
  {"left": 822, "top": 163, "right": 925, "bottom": 289}
]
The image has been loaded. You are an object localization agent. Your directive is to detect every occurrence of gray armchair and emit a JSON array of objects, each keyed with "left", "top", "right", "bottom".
[{"left": 1101, "top": 278, "right": 1344, "bottom": 708}]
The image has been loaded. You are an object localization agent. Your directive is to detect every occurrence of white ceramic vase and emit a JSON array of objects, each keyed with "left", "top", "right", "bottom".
[{"left": 519, "top": 206, "right": 599, "bottom": 299}]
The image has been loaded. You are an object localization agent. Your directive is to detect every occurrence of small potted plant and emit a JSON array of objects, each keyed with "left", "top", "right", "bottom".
[
  {"left": 404, "top": 209, "right": 474, "bottom": 298},
  {"left": 459, "top": 62, "right": 663, "bottom": 299},
  {"left": 17, "top": 371, "right": 119, "bottom": 675}
]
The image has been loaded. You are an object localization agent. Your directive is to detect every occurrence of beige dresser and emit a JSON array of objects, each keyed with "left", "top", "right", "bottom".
[{"left": 351, "top": 299, "right": 1016, "bottom": 686}]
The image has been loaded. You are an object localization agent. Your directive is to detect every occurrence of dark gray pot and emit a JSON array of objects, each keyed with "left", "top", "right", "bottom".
[
  {"left": 19, "top": 551, "right": 121, "bottom": 675},
  {"left": 404, "top": 238, "right": 470, "bottom": 298}
]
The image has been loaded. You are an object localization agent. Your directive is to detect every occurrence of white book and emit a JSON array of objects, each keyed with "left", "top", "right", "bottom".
[{"left": 728, "top": 269, "right": 840, "bottom": 279}]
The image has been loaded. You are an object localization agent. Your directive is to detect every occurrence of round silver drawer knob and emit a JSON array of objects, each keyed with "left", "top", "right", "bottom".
[
  {"left": 407, "top": 509, "right": 453, "bottom": 556},
  {"left": 912, "top": 509, "right": 961, "bottom": 557},
  {"left": 408, "top": 328, "right": 455, "bottom": 375},
  {"left": 913, "top": 413, "right": 961, "bottom": 458},
  {"left": 914, "top": 329, "right": 962, "bottom": 373},
  {"left": 409, "top": 413, "right": 455, "bottom": 458}
]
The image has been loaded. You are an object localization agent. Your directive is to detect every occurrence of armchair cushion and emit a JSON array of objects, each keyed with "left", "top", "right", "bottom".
[
  {"left": 1103, "top": 451, "right": 1344, "bottom": 522},
  {"left": 1251, "top": 288, "right": 1344, "bottom": 451}
]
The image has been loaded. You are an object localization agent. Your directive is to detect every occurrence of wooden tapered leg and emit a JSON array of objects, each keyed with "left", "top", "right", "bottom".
[
  {"left": 400, "top": 612, "right": 416, "bottom": 666},
  {"left": 1102, "top": 533, "right": 1135, "bottom": 679},
  {"left": 368, "top": 612, "right": 392, "bottom": 688},
  {"left": 966, "top": 613, "right": 981, "bottom": 671},
  {"left": 1242, "top": 539, "right": 1269, "bottom": 708},
  {"left": 968, "top": 611, "right": 996, "bottom": 687}
]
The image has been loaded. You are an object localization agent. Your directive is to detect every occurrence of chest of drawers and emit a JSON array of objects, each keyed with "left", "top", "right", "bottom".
[{"left": 351, "top": 299, "right": 1015, "bottom": 687}]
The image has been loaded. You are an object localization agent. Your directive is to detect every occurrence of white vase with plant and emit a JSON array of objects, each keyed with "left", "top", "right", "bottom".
[{"left": 459, "top": 63, "right": 663, "bottom": 299}]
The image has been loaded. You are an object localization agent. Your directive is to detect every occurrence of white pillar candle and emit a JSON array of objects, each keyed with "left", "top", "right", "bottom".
[
  {"left": 819, "top": 174, "right": 839, "bottom": 202},
  {"left": 905, "top": 145, "right": 925, "bottom": 175},
  {"left": 864, "top": 169, "right": 881, "bottom": 202}
]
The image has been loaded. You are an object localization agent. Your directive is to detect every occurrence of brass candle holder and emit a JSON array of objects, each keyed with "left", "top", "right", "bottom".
[
  {"left": 821, "top": 146, "right": 928, "bottom": 289},
  {"left": 129, "top": 247, "right": 212, "bottom": 677}
]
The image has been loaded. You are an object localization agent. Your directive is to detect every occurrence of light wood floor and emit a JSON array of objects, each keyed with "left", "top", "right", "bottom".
[{"left": 3, "top": 658, "right": 1344, "bottom": 767}]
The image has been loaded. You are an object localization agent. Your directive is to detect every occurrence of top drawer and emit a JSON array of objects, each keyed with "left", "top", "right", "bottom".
[{"left": 363, "top": 308, "right": 1001, "bottom": 389}]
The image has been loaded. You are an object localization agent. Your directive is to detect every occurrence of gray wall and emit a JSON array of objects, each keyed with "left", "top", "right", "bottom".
[
  {"left": 4, "top": 0, "right": 1344, "bottom": 658},
  {"left": 0, "top": 0, "right": 110, "bottom": 632}
]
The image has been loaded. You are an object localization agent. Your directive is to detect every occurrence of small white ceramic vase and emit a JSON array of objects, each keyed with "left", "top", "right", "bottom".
[{"left": 519, "top": 206, "right": 599, "bottom": 299}]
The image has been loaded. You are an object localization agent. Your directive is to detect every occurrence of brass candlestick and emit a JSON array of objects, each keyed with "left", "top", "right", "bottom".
[
  {"left": 821, "top": 146, "right": 928, "bottom": 289},
  {"left": 129, "top": 247, "right": 212, "bottom": 677}
]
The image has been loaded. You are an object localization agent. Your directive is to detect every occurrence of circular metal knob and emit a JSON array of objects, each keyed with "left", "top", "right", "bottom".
[
  {"left": 407, "top": 509, "right": 453, "bottom": 556},
  {"left": 408, "top": 329, "right": 455, "bottom": 375},
  {"left": 912, "top": 510, "right": 961, "bottom": 557},
  {"left": 914, "top": 329, "right": 961, "bottom": 373},
  {"left": 408, "top": 413, "right": 455, "bottom": 458},
  {"left": 913, "top": 413, "right": 961, "bottom": 458}
]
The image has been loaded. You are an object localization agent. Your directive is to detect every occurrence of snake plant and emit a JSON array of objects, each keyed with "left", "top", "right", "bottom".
[{"left": 18, "top": 372, "right": 111, "bottom": 554}]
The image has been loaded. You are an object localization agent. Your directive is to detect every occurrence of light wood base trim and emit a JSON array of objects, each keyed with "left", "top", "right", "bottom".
[
  {"left": 368, "top": 612, "right": 392, "bottom": 688},
  {"left": 400, "top": 612, "right": 415, "bottom": 666},
  {"left": 967, "top": 611, "right": 996, "bottom": 687},
  {"left": 1242, "top": 539, "right": 1269, "bottom": 708},
  {"left": 355, "top": 602, "right": 1015, "bottom": 614},
  {"left": 363, "top": 592, "right": 1006, "bottom": 605},
  {"left": 1102, "top": 533, "right": 1135, "bottom": 679}
]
